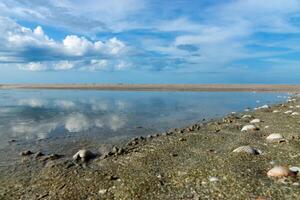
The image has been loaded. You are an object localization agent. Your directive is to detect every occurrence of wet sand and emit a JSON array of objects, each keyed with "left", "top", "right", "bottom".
[
  {"left": 1, "top": 84, "right": 300, "bottom": 92},
  {"left": 1, "top": 95, "right": 300, "bottom": 199}
]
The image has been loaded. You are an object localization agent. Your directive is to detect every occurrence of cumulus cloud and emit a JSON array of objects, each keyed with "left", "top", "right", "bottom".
[
  {"left": 65, "top": 113, "right": 90, "bottom": 132},
  {"left": 0, "top": 17, "right": 127, "bottom": 71},
  {"left": 18, "top": 98, "right": 46, "bottom": 108}
]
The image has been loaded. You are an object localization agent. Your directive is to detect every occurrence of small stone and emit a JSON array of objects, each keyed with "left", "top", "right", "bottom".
[
  {"left": 179, "top": 137, "right": 186, "bottom": 142},
  {"left": 20, "top": 150, "right": 33, "bottom": 156},
  {"left": 273, "top": 110, "right": 280, "bottom": 113},
  {"left": 111, "top": 146, "right": 119, "bottom": 154},
  {"left": 35, "top": 152, "right": 44, "bottom": 158},
  {"left": 98, "top": 189, "right": 107, "bottom": 195},
  {"left": 170, "top": 153, "right": 178, "bottom": 157}
]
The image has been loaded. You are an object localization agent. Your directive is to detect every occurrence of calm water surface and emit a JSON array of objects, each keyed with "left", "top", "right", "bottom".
[{"left": 0, "top": 90, "right": 289, "bottom": 165}]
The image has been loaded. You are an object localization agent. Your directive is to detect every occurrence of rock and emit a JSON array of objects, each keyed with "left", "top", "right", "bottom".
[
  {"left": 266, "top": 133, "right": 284, "bottom": 142},
  {"left": 35, "top": 151, "right": 44, "bottom": 158},
  {"left": 291, "top": 112, "right": 300, "bottom": 116},
  {"left": 241, "top": 125, "right": 258, "bottom": 132},
  {"left": 43, "top": 154, "right": 63, "bottom": 161},
  {"left": 284, "top": 110, "right": 293, "bottom": 114},
  {"left": 296, "top": 105, "right": 300, "bottom": 108},
  {"left": 267, "top": 166, "right": 295, "bottom": 178},
  {"left": 20, "top": 150, "right": 33, "bottom": 156},
  {"left": 73, "top": 150, "right": 95, "bottom": 162},
  {"left": 179, "top": 137, "right": 186, "bottom": 142},
  {"left": 111, "top": 146, "right": 119, "bottom": 154},
  {"left": 233, "top": 146, "right": 261, "bottom": 155},
  {"left": 250, "top": 119, "right": 261, "bottom": 123},
  {"left": 273, "top": 110, "right": 280, "bottom": 113}
]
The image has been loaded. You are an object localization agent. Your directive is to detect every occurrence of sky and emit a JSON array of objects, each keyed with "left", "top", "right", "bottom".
[{"left": 1, "top": 0, "right": 300, "bottom": 84}]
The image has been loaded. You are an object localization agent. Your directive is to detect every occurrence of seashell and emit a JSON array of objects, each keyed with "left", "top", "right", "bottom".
[
  {"left": 233, "top": 146, "right": 261, "bottom": 155},
  {"left": 289, "top": 166, "right": 300, "bottom": 174},
  {"left": 241, "top": 125, "right": 258, "bottom": 132},
  {"left": 291, "top": 112, "right": 299, "bottom": 116},
  {"left": 289, "top": 106, "right": 294, "bottom": 108},
  {"left": 73, "top": 149, "right": 95, "bottom": 162},
  {"left": 250, "top": 119, "right": 261, "bottom": 123},
  {"left": 267, "top": 166, "right": 295, "bottom": 178},
  {"left": 272, "top": 110, "right": 280, "bottom": 113},
  {"left": 284, "top": 110, "right": 293, "bottom": 114},
  {"left": 296, "top": 105, "right": 300, "bottom": 108},
  {"left": 242, "top": 115, "right": 252, "bottom": 119},
  {"left": 266, "top": 133, "right": 284, "bottom": 142},
  {"left": 259, "top": 105, "right": 269, "bottom": 109},
  {"left": 209, "top": 176, "right": 219, "bottom": 182}
]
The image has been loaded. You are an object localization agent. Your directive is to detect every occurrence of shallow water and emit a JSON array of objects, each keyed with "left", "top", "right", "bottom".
[{"left": 0, "top": 89, "right": 289, "bottom": 165}]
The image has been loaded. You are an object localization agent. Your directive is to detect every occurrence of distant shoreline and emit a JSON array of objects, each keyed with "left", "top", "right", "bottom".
[{"left": 0, "top": 84, "right": 300, "bottom": 92}]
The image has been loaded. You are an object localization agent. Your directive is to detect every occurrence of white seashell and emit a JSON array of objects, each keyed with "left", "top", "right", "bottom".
[
  {"left": 289, "top": 166, "right": 300, "bottom": 174},
  {"left": 284, "top": 110, "right": 293, "bottom": 114},
  {"left": 242, "top": 115, "right": 252, "bottom": 119},
  {"left": 291, "top": 112, "right": 299, "bottom": 116},
  {"left": 267, "top": 166, "right": 294, "bottom": 178},
  {"left": 233, "top": 146, "right": 261, "bottom": 155},
  {"left": 209, "top": 177, "right": 219, "bottom": 182},
  {"left": 241, "top": 125, "right": 258, "bottom": 132},
  {"left": 273, "top": 110, "right": 280, "bottom": 113},
  {"left": 289, "top": 106, "right": 294, "bottom": 108},
  {"left": 264, "top": 126, "right": 270, "bottom": 129},
  {"left": 73, "top": 149, "right": 95, "bottom": 162},
  {"left": 250, "top": 119, "right": 261, "bottom": 123},
  {"left": 266, "top": 133, "right": 284, "bottom": 142},
  {"left": 296, "top": 105, "right": 300, "bottom": 108},
  {"left": 260, "top": 105, "right": 269, "bottom": 109}
]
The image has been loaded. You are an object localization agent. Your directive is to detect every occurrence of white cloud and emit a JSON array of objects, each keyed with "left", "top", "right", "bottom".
[
  {"left": 0, "top": 17, "right": 127, "bottom": 71},
  {"left": 18, "top": 98, "right": 46, "bottom": 108},
  {"left": 65, "top": 113, "right": 90, "bottom": 132},
  {"left": 55, "top": 100, "right": 75, "bottom": 109}
]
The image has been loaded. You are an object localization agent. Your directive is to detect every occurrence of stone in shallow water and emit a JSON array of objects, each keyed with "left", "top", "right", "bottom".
[
  {"left": 266, "top": 133, "right": 284, "bottom": 142},
  {"left": 267, "top": 166, "right": 295, "bottom": 178},
  {"left": 250, "top": 119, "right": 261, "bottom": 123},
  {"left": 241, "top": 125, "right": 258, "bottom": 132},
  {"left": 73, "top": 149, "right": 95, "bottom": 162},
  {"left": 233, "top": 146, "right": 261, "bottom": 155}
]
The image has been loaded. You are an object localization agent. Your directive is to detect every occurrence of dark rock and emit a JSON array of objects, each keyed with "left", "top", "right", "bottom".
[
  {"left": 35, "top": 152, "right": 44, "bottom": 158},
  {"left": 20, "top": 150, "right": 33, "bottom": 156}
]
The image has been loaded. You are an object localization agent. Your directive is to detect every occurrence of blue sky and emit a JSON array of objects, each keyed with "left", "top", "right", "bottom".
[{"left": 1, "top": 0, "right": 300, "bottom": 83}]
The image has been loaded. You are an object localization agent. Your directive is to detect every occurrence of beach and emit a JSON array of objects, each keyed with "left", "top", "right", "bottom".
[{"left": 0, "top": 94, "right": 300, "bottom": 199}]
